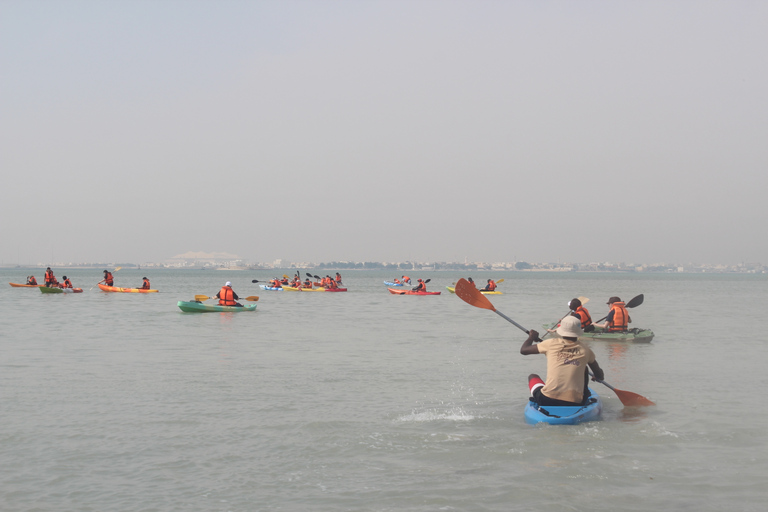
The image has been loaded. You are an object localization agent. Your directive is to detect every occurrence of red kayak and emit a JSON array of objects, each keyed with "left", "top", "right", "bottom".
[{"left": 388, "top": 287, "right": 441, "bottom": 296}]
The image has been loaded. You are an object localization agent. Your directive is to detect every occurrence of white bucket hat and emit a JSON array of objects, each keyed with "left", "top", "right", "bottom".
[
  {"left": 556, "top": 315, "right": 583, "bottom": 338},
  {"left": 225, "top": 281, "right": 232, "bottom": 287}
]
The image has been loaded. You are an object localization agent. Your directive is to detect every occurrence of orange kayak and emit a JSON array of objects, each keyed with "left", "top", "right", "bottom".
[
  {"left": 9, "top": 282, "right": 43, "bottom": 288},
  {"left": 98, "top": 284, "right": 158, "bottom": 293}
]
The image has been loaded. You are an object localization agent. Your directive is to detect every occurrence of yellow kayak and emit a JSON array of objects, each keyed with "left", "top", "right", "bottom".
[{"left": 446, "top": 286, "right": 502, "bottom": 295}]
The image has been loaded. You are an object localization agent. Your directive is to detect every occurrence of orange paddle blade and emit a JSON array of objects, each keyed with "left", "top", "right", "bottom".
[
  {"left": 614, "top": 388, "right": 655, "bottom": 407},
  {"left": 455, "top": 278, "right": 496, "bottom": 311}
]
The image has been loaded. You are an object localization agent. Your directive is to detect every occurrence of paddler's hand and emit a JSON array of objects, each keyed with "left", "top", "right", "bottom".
[{"left": 527, "top": 329, "right": 540, "bottom": 343}]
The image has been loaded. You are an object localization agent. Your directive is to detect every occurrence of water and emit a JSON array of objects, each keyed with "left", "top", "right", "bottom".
[{"left": 2, "top": 268, "right": 766, "bottom": 511}]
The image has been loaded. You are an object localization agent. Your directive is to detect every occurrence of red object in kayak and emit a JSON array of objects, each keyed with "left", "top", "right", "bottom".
[{"left": 387, "top": 287, "right": 441, "bottom": 296}]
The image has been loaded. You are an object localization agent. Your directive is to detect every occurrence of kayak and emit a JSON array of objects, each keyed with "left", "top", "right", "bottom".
[
  {"left": 40, "top": 286, "right": 83, "bottom": 294},
  {"left": 282, "top": 285, "right": 347, "bottom": 292},
  {"left": 388, "top": 287, "right": 441, "bottom": 296},
  {"left": 9, "top": 282, "right": 43, "bottom": 288},
  {"left": 543, "top": 323, "right": 654, "bottom": 343},
  {"left": 446, "top": 286, "right": 502, "bottom": 295},
  {"left": 259, "top": 285, "right": 284, "bottom": 291},
  {"left": 384, "top": 281, "right": 405, "bottom": 286},
  {"left": 98, "top": 284, "right": 159, "bottom": 293},
  {"left": 524, "top": 389, "right": 602, "bottom": 425},
  {"left": 177, "top": 300, "right": 257, "bottom": 313}
]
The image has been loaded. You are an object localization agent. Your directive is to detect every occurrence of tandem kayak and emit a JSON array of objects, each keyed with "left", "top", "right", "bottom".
[
  {"left": 445, "top": 286, "right": 502, "bottom": 295},
  {"left": 387, "top": 287, "right": 441, "bottom": 296},
  {"left": 177, "top": 300, "right": 257, "bottom": 313},
  {"left": 524, "top": 389, "right": 602, "bottom": 425},
  {"left": 40, "top": 286, "right": 83, "bottom": 294},
  {"left": 9, "top": 282, "right": 43, "bottom": 288},
  {"left": 282, "top": 286, "right": 347, "bottom": 292},
  {"left": 543, "top": 323, "right": 654, "bottom": 343},
  {"left": 98, "top": 284, "right": 159, "bottom": 293}
]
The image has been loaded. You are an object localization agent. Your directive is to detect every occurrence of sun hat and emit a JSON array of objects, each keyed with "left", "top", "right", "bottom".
[
  {"left": 607, "top": 296, "right": 621, "bottom": 304},
  {"left": 556, "top": 315, "right": 584, "bottom": 338}
]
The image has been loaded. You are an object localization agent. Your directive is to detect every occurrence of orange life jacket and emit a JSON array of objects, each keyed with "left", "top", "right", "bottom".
[
  {"left": 402, "top": 276, "right": 410, "bottom": 284},
  {"left": 415, "top": 282, "right": 426, "bottom": 292},
  {"left": 218, "top": 286, "right": 236, "bottom": 306},
  {"left": 62, "top": 279, "right": 72, "bottom": 288},
  {"left": 608, "top": 302, "right": 628, "bottom": 332},
  {"left": 141, "top": 279, "right": 150, "bottom": 289},
  {"left": 104, "top": 272, "right": 113, "bottom": 285},
  {"left": 485, "top": 280, "right": 496, "bottom": 291},
  {"left": 335, "top": 273, "right": 342, "bottom": 282},
  {"left": 394, "top": 278, "right": 401, "bottom": 284},
  {"left": 45, "top": 270, "right": 54, "bottom": 283},
  {"left": 327, "top": 279, "right": 338, "bottom": 289},
  {"left": 303, "top": 280, "right": 312, "bottom": 289},
  {"left": 575, "top": 306, "right": 592, "bottom": 329},
  {"left": 28, "top": 276, "right": 37, "bottom": 285}
]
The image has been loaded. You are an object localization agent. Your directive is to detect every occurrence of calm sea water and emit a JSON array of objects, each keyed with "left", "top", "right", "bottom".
[{"left": 1, "top": 268, "right": 766, "bottom": 511}]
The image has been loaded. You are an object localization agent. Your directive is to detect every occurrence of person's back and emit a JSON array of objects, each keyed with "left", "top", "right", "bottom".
[
  {"left": 606, "top": 297, "right": 628, "bottom": 332},
  {"left": 217, "top": 282, "right": 238, "bottom": 306},
  {"left": 520, "top": 315, "right": 604, "bottom": 406},
  {"left": 141, "top": 278, "right": 150, "bottom": 290},
  {"left": 27, "top": 276, "right": 37, "bottom": 285}
]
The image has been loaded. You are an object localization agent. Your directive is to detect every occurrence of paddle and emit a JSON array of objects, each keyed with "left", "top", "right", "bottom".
[
  {"left": 90, "top": 267, "right": 122, "bottom": 290},
  {"left": 588, "top": 372, "right": 655, "bottom": 407},
  {"left": 594, "top": 294, "right": 644, "bottom": 323},
  {"left": 194, "top": 294, "right": 259, "bottom": 302},
  {"left": 454, "top": 279, "right": 654, "bottom": 407}
]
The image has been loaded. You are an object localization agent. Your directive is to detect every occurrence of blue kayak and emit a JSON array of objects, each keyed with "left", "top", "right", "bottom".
[
  {"left": 259, "top": 285, "right": 283, "bottom": 291},
  {"left": 524, "top": 389, "right": 602, "bottom": 425},
  {"left": 384, "top": 281, "right": 405, "bottom": 286}
]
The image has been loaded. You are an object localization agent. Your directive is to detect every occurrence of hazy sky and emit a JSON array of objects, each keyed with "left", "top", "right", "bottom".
[{"left": 2, "top": 0, "right": 766, "bottom": 266}]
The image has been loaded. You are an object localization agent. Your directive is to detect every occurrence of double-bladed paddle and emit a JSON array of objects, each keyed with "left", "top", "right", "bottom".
[
  {"left": 194, "top": 294, "right": 259, "bottom": 302},
  {"left": 454, "top": 279, "right": 654, "bottom": 407}
]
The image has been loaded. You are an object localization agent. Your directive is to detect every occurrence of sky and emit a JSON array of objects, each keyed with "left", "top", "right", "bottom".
[{"left": 1, "top": 0, "right": 767, "bottom": 266}]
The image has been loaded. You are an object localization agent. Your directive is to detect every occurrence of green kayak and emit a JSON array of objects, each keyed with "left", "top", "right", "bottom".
[
  {"left": 543, "top": 323, "right": 654, "bottom": 343},
  {"left": 177, "top": 300, "right": 257, "bottom": 313}
]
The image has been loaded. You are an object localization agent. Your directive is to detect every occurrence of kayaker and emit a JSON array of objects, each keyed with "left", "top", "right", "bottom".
[
  {"left": 216, "top": 281, "right": 242, "bottom": 307},
  {"left": 467, "top": 277, "right": 476, "bottom": 288},
  {"left": 44, "top": 267, "right": 57, "bottom": 287},
  {"left": 326, "top": 277, "right": 338, "bottom": 289},
  {"left": 393, "top": 278, "right": 402, "bottom": 284},
  {"left": 413, "top": 278, "right": 427, "bottom": 293},
  {"left": 594, "top": 297, "right": 630, "bottom": 332},
  {"left": 26, "top": 275, "right": 38, "bottom": 285},
  {"left": 481, "top": 279, "right": 497, "bottom": 292},
  {"left": 569, "top": 298, "right": 594, "bottom": 332},
  {"left": 520, "top": 316, "right": 605, "bottom": 407},
  {"left": 401, "top": 275, "right": 411, "bottom": 285},
  {"left": 102, "top": 270, "right": 114, "bottom": 287},
  {"left": 302, "top": 278, "right": 313, "bottom": 289},
  {"left": 140, "top": 277, "right": 150, "bottom": 290},
  {"left": 335, "top": 272, "right": 343, "bottom": 284},
  {"left": 60, "top": 276, "right": 73, "bottom": 289}
]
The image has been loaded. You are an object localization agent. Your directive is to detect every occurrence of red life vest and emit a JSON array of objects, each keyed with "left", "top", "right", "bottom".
[
  {"left": 608, "top": 302, "right": 628, "bottom": 332},
  {"left": 141, "top": 279, "right": 150, "bottom": 289},
  {"left": 327, "top": 279, "right": 338, "bottom": 289},
  {"left": 487, "top": 280, "right": 496, "bottom": 291},
  {"left": 45, "top": 270, "right": 55, "bottom": 284},
  {"left": 575, "top": 306, "right": 592, "bottom": 329},
  {"left": 104, "top": 272, "right": 114, "bottom": 285},
  {"left": 28, "top": 276, "right": 37, "bottom": 285},
  {"left": 415, "top": 282, "right": 426, "bottom": 292},
  {"left": 62, "top": 279, "right": 73, "bottom": 288},
  {"left": 218, "top": 286, "right": 236, "bottom": 306},
  {"left": 402, "top": 276, "right": 411, "bottom": 284}
]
